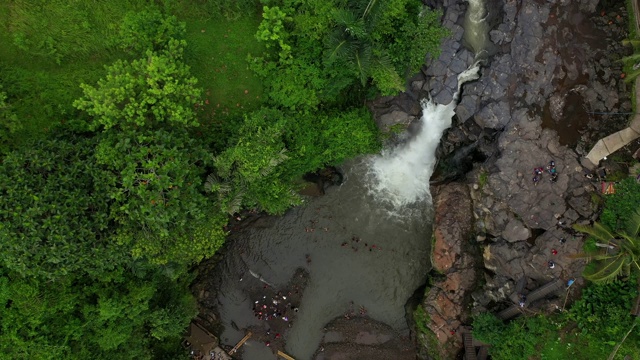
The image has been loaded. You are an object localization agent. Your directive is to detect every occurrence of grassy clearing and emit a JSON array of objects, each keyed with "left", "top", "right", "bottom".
[
  {"left": 0, "top": 0, "right": 141, "bottom": 145},
  {"left": 180, "top": 11, "right": 266, "bottom": 152},
  {"left": 183, "top": 16, "right": 265, "bottom": 115},
  {"left": 537, "top": 332, "right": 607, "bottom": 360},
  {"left": 0, "top": 0, "right": 265, "bottom": 148}
]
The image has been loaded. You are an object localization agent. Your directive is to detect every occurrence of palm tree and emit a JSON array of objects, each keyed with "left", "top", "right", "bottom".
[
  {"left": 323, "top": 0, "right": 404, "bottom": 94},
  {"left": 324, "top": 8, "right": 373, "bottom": 86},
  {"left": 572, "top": 208, "right": 640, "bottom": 284}
]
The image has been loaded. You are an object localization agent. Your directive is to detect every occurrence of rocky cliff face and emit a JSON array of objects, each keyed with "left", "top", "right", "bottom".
[
  {"left": 369, "top": 0, "right": 633, "bottom": 358},
  {"left": 419, "top": 183, "right": 477, "bottom": 359}
]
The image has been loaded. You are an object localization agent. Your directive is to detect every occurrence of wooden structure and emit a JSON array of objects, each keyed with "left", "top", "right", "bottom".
[
  {"left": 228, "top": 331, "right": 252, "bottom": 355},
  {"left": 463, "top": 331, "right": 477, "bottom": 360},
  {"left": 277, "top": 350, "right": 296, "bottom": 360},
  {"left": 183, "top": 321, "right": 229, "bottom": 360},
  {"left": 461, "top": 327, "right": 489, "bottom": 360}
]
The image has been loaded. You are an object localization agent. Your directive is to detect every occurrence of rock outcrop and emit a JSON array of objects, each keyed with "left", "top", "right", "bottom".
[{"left": 420, "top": 183, "right": 476, "bottom": 359}]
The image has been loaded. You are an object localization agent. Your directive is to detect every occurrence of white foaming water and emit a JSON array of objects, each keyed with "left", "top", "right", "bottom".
[
  {"left": 464, "top": 0, "right": 490, "bottom": 56},
  {"left": 369, "top": 64, "right": 481, "bottom": 208}
]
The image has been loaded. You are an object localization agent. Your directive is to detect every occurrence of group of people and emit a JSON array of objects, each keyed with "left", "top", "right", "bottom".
[
  {"left": 533, "top": 160, "right": 559, "bottom": 185},
  {"left": 252, "top": 292, "right": 298, "bottom": 323},
  {"left": 340, "top": 235, "right": 382, "bottom": 253}
]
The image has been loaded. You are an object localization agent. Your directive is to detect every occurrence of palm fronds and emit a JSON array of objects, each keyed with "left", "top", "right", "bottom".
[
  {"left": 573, "top": 222, "right": 617, "bottom": 244},
  {"left": 573, "top": 208, "right": 640, "bottom": 283},
  {"left": 583, "top": 254, "right": 627, "bottom": 284},
  {"left": 625, "top": 208, "right": 640, "bottom": 239}
]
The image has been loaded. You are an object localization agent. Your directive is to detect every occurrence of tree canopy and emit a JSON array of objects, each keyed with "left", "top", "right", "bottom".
[{"left": 0, "top": 1, "right": 450, "bottom": 357}]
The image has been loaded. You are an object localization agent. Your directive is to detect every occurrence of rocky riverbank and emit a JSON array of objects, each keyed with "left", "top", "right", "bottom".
[{"left": 369, "top": 0, "right": 634, "bottom": 358}]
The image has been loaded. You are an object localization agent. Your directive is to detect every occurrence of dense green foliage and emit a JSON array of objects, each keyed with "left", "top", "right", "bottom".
[
  {"left": 74, "top": 43, "right": 200, "bottom": 131},
  {"left": 209, "top": 107, "right": 380, "bottom": 214},
  {"left": 601, "top": 177, "right": 640, "bottom": 230},
  {"left": 0, "top": 265, "right": 196, "bottom": 359},
  {"left": 568, "top": 280, "right": 638, "bottom": 339},
  {"left": 0, "top": 132, "right": 198, "bottom": 358},
  {"left": 473, "top": 281, "right": 640, "bottom": 360},
  {"left": 0, "top": 84, "right": 20, "bottom": 152},
  {"left": 250, "top": 0, "right": 449, "bottom": 109},
  {"left": 0, "top": 0, "right": 448, "bottom": 357},
  {"left": 0, "top": 135, "right": 118, "bottom": 280}
]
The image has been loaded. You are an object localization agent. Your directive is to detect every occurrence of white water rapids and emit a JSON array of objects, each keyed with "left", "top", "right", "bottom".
[
  {"left": 369, "top": 64, "right": 481, "bottom": 208},
  {"left": 464, "top": 0, "right": 490, "bottom": 57}
]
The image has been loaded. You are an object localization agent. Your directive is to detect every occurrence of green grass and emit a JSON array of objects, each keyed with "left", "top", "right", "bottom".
[
  {"left": 180, "top": 12, "right": 266, "bottom": 152},
  {"left": 0, "top": 0, "right": 144, "bottom": 146},
  {"left": 537, "top": 329, "right": 640, "bottom": 360},
  {"left": 183, "top": 16, "right": 265, "bottom": 115},
  {"left": 538, "top": 332, "right": 608, "bottom": 360},
  {"left": 0, "top": 0, "right": 266, "bottom": 149}
]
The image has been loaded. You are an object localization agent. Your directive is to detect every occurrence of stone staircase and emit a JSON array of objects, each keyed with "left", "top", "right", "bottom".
[
  {"left": 498, "top": 279, "right": 565, "bottom": 320},
  {"left": 584, "top": 78, "right": 640, "bottom": 167}
]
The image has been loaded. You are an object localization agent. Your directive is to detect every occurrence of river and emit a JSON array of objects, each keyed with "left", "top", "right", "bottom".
[{"left": 214, "top": 158, "right": 433, "bottom": 359}]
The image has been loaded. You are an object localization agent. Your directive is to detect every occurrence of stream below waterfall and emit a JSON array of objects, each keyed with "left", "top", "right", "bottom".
[
  {"left": 208, "top": 64, "right": 481, "bottom": 359},
  {"left": 214, "top": 160, "right": 432, "bottom": 359}
]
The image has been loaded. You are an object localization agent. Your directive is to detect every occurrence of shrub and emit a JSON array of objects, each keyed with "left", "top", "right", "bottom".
[
  {"left": 601, "top": 177, "right": 640, "bottom": 230},
  {"left": 0, "top": 85, "right": 21, "bottom": 153},
  {"left": 568, "top": 280, "right": 638, "bottom": 341},
  {"left": 116, "top": 9, "right": 186, "bottom": 55}
]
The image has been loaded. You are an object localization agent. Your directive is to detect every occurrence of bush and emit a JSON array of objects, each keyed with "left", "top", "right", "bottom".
[
  {"left": 0, "top": 85, "right": 21, "bottom": 153},
  {"left": 0, "top": 134, "right": 124, "bottom": 280},
  {"left": 568, "top": 280, "right": 638, "bottom": 341},
  {"left": 473, "top": 313, "right": 557, "bottom": 360},
  {"left": 601, "top": 177, "right": 640, "bottom": 230},
  {"left": 116, "top": 9, "right": 186, "bottom": 55},
  {"left": 250, "top": 0, "right": 450, "bottom": 108}
]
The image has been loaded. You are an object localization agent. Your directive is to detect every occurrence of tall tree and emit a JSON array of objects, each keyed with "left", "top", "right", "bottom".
[
  {"left": 73, "top": 39, "right": 201, "bottom": 132},
  {"left": 0, "top": 264, "right": 197, "bottom": 359},
  {"left": 74, "top": 22, "right": 225, "bottom": 265}
]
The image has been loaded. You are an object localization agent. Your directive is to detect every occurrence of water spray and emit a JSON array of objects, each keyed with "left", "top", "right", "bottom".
[{"left": 369, "top": 63, "right": 481, "bottom": 208}]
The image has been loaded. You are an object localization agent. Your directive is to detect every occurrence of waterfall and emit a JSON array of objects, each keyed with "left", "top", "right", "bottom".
[
  {"left": 463, "top": 0, "right": 490, "bottom": 58},
  {"left": 369, "top": 64, "right": 481, "bottom": 208}
]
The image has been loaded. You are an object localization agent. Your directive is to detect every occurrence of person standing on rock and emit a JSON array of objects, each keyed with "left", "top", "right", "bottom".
[{"left": 519, "top": 294, "right": 527, "bottom": 307}]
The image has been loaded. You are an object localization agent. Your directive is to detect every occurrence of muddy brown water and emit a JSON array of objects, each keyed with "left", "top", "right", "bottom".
[{"left": 212, "top": 159, "right": 433, "bottom": 360}]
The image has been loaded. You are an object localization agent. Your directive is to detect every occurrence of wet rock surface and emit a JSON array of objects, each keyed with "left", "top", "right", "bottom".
[
  {"left": 314, "top": 317, "right": 416, "bottom": 360},
  {"left": 409, "top": 0, "right": 632, "bottom": 358}
]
